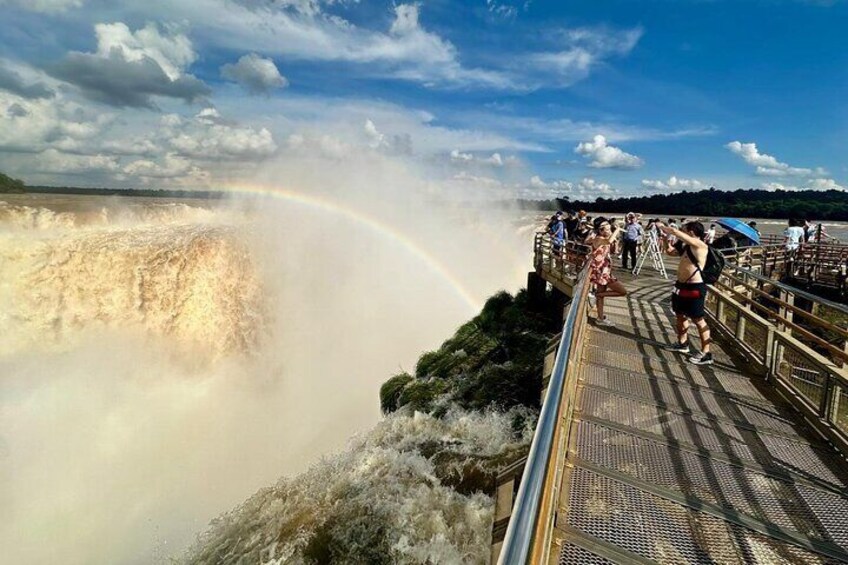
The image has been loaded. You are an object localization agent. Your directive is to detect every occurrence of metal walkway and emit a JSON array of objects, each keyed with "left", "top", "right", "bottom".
[{"left": 550, "top": 271, "right": 848, "bottom": 564}]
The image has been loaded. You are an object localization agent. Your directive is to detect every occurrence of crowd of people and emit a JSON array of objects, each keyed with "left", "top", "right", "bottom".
[
  {"left": 543, "top": 210, "right": 843, "bottom": 367},
  {"left": 547, "top": 211, "right": 840, "bottom": 259}
]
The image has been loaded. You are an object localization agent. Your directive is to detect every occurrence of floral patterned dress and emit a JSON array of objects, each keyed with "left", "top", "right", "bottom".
[{"left": 589, "top": 242, "right": 616, "bottom": 287}]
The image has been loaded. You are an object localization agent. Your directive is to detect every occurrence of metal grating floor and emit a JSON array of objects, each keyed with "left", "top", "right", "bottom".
[{"left": 551, "top": 272, "right": 848, "bottom": 564}]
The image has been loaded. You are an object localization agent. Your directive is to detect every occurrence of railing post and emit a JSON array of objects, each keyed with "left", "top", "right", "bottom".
[
  {"left": 820, "top": 374, "right": 832, "bottom": 419},
  {"left": 832, "top": 383, "right": 843, "bottom": 427},
  {"left": 777, "top": 289, "right": 794, "bottom": 332},
  {"left": 843, "top": 338, "right": 848, "bottom": 370},
  {"left": 764, "top": 326, "right": 775, "bottom": 374},
  {"left": 772, "top": 340, "right": 784, "bottom": 381}
]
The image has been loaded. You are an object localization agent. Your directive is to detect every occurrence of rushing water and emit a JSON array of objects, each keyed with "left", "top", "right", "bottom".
[{"left": 1, "top": 193, "right": 530, "bottom": 564}]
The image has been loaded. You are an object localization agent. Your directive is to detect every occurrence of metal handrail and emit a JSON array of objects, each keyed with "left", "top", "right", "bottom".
[
  {"left": 497, "top": 261, "right": 590, "bottom": 565},
  {"left": 725, "top": 263, "right": 848, "bottom": 316}
]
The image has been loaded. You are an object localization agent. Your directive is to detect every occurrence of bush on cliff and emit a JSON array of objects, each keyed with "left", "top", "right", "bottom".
[
  {"left": 379, "top": 372, "right": 414, "bottom": 413},
  {"left": 397, "top": 379, "right": 448, "bottom": 413},
  {"left": 383, "top": 287, "right": 560, "bottom": 416}
]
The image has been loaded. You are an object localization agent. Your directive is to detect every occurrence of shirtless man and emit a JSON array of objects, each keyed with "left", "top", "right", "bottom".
[{"left": 658, "top": 220, "right": 713, "bottom": 365}]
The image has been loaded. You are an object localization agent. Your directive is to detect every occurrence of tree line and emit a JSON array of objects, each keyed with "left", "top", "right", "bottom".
[
  {"left": 4, "top": 171, "right": 847, "bottom": 220},
  {"left": 517, "top": 187, "right": 848, "bottom": 221}
]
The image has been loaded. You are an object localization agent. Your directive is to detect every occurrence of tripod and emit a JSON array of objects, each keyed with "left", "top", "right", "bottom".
[{"left": 633, "top": 230, "right": 668, "bottom": 278}]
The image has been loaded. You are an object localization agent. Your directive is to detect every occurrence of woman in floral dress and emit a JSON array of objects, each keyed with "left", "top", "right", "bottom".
[{"left": 587, "top": 217, "right": 628, "bottom": 326}]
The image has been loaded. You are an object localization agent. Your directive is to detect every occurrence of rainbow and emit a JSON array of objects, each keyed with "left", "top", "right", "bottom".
[{"left": 221, "top": 184, "right": 483, "bottom": 313}]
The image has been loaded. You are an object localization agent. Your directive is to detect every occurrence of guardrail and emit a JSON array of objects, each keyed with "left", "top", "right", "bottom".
[
  {"left": 533, "top": 232, "right": 590, "bottom": 280},
  {"left": 706, "top": 263, "right": 848, "bottom": 453},
  {"left": 736, "top": 237, "right": 848, "bottom": 296},
  {"left": 497, "top": 254, "right": 591, "bottom": 565}
]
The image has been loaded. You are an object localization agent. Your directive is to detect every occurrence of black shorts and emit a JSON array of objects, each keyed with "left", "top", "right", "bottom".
[{"left": 671, "top": 282, "right": 707, "bottom": 319}]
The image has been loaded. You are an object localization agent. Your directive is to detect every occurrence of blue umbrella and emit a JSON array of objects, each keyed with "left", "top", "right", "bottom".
[{"left": 716, "top": 217, "right": 760, "bottom": 245}]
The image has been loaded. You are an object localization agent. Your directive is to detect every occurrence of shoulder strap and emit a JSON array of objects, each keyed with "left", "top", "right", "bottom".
[{"left": 684, "top": 245, "right": 703, "bottom": 283}]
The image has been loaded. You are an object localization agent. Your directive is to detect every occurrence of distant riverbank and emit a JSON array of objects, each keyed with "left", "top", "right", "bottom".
[{"left": 515, "top": 188, "right": 848, "bottom": 222}]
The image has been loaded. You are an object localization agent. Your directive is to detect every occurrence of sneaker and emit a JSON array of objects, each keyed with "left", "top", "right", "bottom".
[
  {"left": 596, "top": 317, "right": 615, "bottom": 327},
  {"left": 667, "top": 341, "right": 690, "bottom": 353},
  {"left": 688, "top": 351, "right": 714, "bottom": 365},
  {"left": 588, "top": 292, "right": 597, "bottom": 310}
]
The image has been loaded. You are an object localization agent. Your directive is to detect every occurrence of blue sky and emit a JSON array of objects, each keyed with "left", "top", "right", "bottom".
[{"left": 0, "top": 0, "right": 846, "bottom": 198}]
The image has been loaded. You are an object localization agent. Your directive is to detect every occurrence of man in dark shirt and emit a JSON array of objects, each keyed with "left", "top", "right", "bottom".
[{"left": 564, "top": 210, "right": 579, "bottom": 242}]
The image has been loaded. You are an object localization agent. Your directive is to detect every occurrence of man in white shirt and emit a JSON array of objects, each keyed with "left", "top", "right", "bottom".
[
  {"left": 705, "top": 224, "right": 716, "bottom": 244},
  {"left": 784, "top": 219, "right": 805, "bottom": 251},
  {"left": 621, "top": 212, "right": 644, "bottom": 270}
]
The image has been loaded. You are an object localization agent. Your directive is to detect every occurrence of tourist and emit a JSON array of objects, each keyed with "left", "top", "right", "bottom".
[
  {"left": 705, "top": 223, "right": 717, "bottom": 244},
  {"left": 814, "top": 223, "right": 838, "bottom": 243},
  {"left": 643, "top": 218, "right": 660, "bottom": 254},
  {"left": 574, "top": 217, "right": 592, "bottom": 243},
  {"left": 564, "top": 210, "right": 579, "bottom": 242},
  {"left": 658, "top": 220, "right": 713, "bottom": 365},
  {"left": 783, "top": 219, "right": 805, "bottom": 252},
  {"left": 545, "top": 212, "right": 559, "bottom": 234},
  {"left": 587, "top": 217, "right": 627, "bottom": 326},
  {"left": 747, "top": 221, "right": 761, "bottom": 239},
  {"left": 666, "top": 218, "right": 679, "bottom": 245},
  {"left": 612, "top": 217, "right": 624, "bottom": 260},
  {"left": 621, "top": 212, "right": 644, "bottom": 270},
  {"left": 549, "top": 211, "right": 565, "bottom": 268},
  {"left": 803, "top": 219, "right": 814, "bottom": 243}
]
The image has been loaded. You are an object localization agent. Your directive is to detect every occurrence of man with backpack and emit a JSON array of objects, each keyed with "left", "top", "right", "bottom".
[{"left": 658, "top": 220, "right": 721, "bottom": 366}]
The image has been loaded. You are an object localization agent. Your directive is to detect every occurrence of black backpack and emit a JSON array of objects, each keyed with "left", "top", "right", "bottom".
[{"left": 686, "top": 245, "right": 725, "bottom": 284}]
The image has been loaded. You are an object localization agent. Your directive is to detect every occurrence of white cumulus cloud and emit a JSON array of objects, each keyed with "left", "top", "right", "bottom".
[
  {"left": 34, "top": 148, "right": 120, "bottom": 173},
  {"left": 167, "top": 113, "right": 277, "bottom": 160},
  {"left": 575, "top": 134, "right": 643, "bottom": 169},
  {"left": 221, "top": 53, "right": 288, "bottom": 94},
  {"left": 725, "top": 141, "right": 823, "bottom": 177},
  {"left": 529, "top": 175, "right": 572, "bottom": 192},
  {"left": 122, "top": 152, "right": 206, "bottom": 181},
  {"left": 449, "top": 149, "right": 518, "bottom": 167},
  {"left": 641, "top": 176, "right": 707, "bottom": 191},
  {"left": 390, "top": 3, "right": 421, "bottom": 35},
  {"left": 760, "top": 178, "right": 844, "bottom": 192},
  {"left": 450, "top": 149, "right": 473, "bottom": 163},
  {"left": 94, "top": 22, "right": 196, "bottom": 81},
  {"left": 807, "top": 177, "right": 845, "bottom": 190},
  {"left": 364, "top": 119, "right": 387, "bottom": 149},
  {"left": 47, "top": 22, "right": 209, "bottom": 108},
  {"left": 576, "top": 176, "right": 615, "bottom": 194}
]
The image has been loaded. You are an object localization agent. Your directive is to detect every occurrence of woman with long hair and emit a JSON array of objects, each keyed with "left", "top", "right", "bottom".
[{"left": 587, "top": 217, "right": 628, "bottom": 326}]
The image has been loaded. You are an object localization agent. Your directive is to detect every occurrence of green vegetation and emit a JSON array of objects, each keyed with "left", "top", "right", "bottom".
[
  {"left": 517, "top": 188, "right": 848, "bottom": 221},
  {"left": 379, "top": 289, "right": 561, "bottom": 416},
  {"left": 379, "top": 373, "right": 414, "bottom": 413},
  {"left": 0, "top": 172, "right": 26, "bottom": 193}
]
